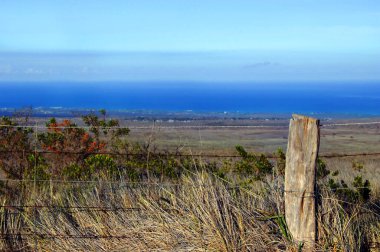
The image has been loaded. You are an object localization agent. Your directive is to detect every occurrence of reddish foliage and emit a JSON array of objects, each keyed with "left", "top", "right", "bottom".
[{"left": 42, "top": 119, "right": 107, "bottom": 155}]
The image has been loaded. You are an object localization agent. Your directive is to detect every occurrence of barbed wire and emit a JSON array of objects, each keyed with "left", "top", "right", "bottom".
[
  {"left": 0, "top": 124, "right": 287, "bottom": 130},
  {"left": 0, "top": 178, "right": 184, "bottom": 185},
  {"left": 319, "top": 152, "right": 380, "bottom": 158},
  {"left": 1, "top": 149, "right": 380, "bottom": 159},
  {"left": 321, "top": 121, "right": 380, "bottom": 127},
  {"left": 0, "top": 233, "right": 133, "bottom": 240},
  {"left": 0, "top": 193, "right": 375, "bottom": 210},
  {"left": 0, "top": 177, "right": 372, "bottom": 192},
  {"left": 0, "top": 149, "right": 242, "bottom": 158},
  {"left": 2, "top": 233, "right": 380, "bottom": 249},
  {"left": 0, "top": 205, "right": 181, "bottom": 213},
  {"left": 0, "top": 205, "right": 143, "bottom": 212}
]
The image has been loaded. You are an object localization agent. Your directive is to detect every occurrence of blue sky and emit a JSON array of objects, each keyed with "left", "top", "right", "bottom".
[{"left": 0, "top": 0, "right": 379, "bottom": 82}]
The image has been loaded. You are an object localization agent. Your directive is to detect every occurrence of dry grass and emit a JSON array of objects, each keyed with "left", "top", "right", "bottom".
[{"left": 1, "top": 172, "right": 379, "bottom": 251}]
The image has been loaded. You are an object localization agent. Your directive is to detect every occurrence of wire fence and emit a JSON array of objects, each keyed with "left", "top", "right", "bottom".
[
  {"left": 1, "top": 120, "right": 380, "bottom": 247},
  {"left": 2, "top": 148, "right": 380, "bottom": 159}
]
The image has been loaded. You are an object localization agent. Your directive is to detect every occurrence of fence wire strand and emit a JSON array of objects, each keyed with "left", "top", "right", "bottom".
[{"left": 1, "top": 149, "right": 380, "bottom": 159}]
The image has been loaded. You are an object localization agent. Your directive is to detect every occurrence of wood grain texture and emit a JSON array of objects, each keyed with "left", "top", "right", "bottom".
[{"left": 285, "top": 114, "right": 320, "bottom": 248}]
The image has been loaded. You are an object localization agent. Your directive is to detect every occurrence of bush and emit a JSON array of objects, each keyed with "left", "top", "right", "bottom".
[
  {"left": 62, "top": 164, "right": 84, "bottom": 180},
  {"left": 26, "top": 154, "right": 50, "bottom": 180},
  {"left": 0, "top": 116, "right": 33, "bottom": 179},
  {"left": 84, "top": 154, "right": 118, "bottom": 178},
  {"left": 352, "top": 175, "right": 371, "bottom": 201},
  {"left": 327, "top": 176, "right": 371, "bottom": 203},
  {"left": 234, "top": 145, "right": 273, "bottom": 179},
  {"left": 317, "top": 158, "right": 330, "bottom": 179},
  {"left": 318, "top": 159, "right": 371, "bottom": 204},
  {"left": 352, "top": 161, "right": 364, "bottom": 172},
  {"left": 82, "top": 110, "right": 130, "bottom": 142},
  {"left": 275, "top": 148, "right": 286, "bottom": 176},
  {"left": 36, "top": 111, "right": 129, "bottom": 179}
]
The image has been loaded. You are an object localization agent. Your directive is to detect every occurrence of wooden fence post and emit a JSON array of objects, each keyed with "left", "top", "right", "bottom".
[{"left": 285, "top": 114, "right": 320, "bottom": 248}]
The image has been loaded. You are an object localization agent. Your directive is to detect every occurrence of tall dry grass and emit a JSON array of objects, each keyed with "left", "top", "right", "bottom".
[{"left": 1, "top": 172, "right": 379, "bottom": 251}]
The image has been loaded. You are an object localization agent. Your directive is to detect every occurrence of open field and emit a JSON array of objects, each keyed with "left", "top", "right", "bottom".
[{"left": 126, "top": 123, "right": 380, "bottom": 155}]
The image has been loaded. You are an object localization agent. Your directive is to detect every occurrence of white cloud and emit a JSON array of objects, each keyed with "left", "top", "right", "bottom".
[{"left": 243, "top": 62, "right": 280, "bottom": 69}]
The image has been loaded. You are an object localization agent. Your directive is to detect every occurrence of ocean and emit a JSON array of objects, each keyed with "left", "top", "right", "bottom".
[{"left": 0, "top": 82, "right": 380, "bottom": 116}]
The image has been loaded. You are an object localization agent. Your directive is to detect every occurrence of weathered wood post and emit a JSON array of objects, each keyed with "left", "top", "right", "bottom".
[{"left": 285, "top": 114, "right": 320, "bottom": 248}]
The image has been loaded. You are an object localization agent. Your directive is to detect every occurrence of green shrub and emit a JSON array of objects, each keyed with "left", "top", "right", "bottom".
[
  {"left": 82, "top": 110, "right": 130, "bottom": 141},
  {"left": 26, "top": 154, "right": 50, "bottom": 180},
  {"left": 327, "top": 175, "right": 371, "bottom": 203},
  {"left": 234, "top": 145, "right": 273, "bottom": 179},
  {"left": 214, "top": 159, "right": 233, "bottom": 179},
  {"left": 352, "top": 161, "right": 364, "bottom": 172},
  {"left": 275, "top": 148, "right": 286, "bottom": 176},
  {"left": 328, "top": 178, "right": 358, "bottom": 202},
  {"left": 84, "top": 154, "right": 118, "bottom": 178},
  {"left": 331, "top": 170, "right": 339, "bottom": 176},
  {"left": 62, "top": 164, "right": 84, "bottom": 180},
  {"left": 352, "top": 175, "right": 371, "bottom": 201},
  {"left": 317, "top": 158, "right": 330, "bottom": 179},
  {"left": 0, "top": 116, "right": 33, "bottom": 179}
]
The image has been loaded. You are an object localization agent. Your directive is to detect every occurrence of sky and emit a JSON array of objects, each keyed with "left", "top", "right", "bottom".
[{"left": 0, "top": 0, "right": 379, "bottom": 82}]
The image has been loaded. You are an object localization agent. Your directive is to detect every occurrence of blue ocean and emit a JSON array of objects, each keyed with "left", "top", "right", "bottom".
[{"left": 0, "top": 82, "right": 380, "bottom": 116}]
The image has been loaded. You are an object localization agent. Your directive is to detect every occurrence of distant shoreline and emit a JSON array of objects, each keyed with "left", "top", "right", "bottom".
[{"left": 1, "top": 107, "right": 380, "bottom": 120}]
